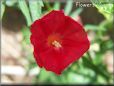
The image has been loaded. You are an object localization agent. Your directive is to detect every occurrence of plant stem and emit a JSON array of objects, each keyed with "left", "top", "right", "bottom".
[
  {"left": 83, "top": 56, "right": 110, "bottom": 81},
  {"left": 87, "top": 52, "right": 93, "bottom": 61}
]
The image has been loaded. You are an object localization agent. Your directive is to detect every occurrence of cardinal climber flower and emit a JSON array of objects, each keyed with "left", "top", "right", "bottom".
[{"left": 30, "top": 10, "right": 90, "bottom": 75}]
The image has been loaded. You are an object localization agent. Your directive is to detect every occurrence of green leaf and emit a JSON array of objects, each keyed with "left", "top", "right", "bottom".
[
  {"left": 53, "top": 1, "right": 60, "bottom": 10},
  {"left": 91, "top": 0, "right": 114, "bottom": 14},
  {"left": 97, "top": 75, "right": 107, "bottom": 84},
  {"left": 5, "top": 0, "right": 18, "bottom": 6},
  {"left": 49, "top": 73, "right": 67, "bottom": 84},
  {"left": 64, "top": 0, "right": 73, "bottom": 15},
  {"left": 70, "top": 8, "right": 83, "bottom": 19},
  {"left": 1, "top": 2, "right": 5, "bottom": 19},
  {"left": 84, "top": 24, "right": 99, "bottom": 31},
  {"left": 21, "top": 26, "right": 31, "bottom": 44},
  {"left": 38, "top": 69, "right": 68, "bottom": 84},
  {"left": 100, "top": 19, "right": 113, "bottom": 30},
  {"left": 38, "top": 0, "right": 44, "bottom": 7},
  {"left": 29, "top": 0, "right": 44, "bottom": 22},
  {"left": 67, "top": 72, "right": 90, "bottom": 84},
  {"left": 82, "top": 57, "right": 110, "bottom": 80},
  {"left": 38, "top": 69, "right": 50, "bottom": 82},
  {"left": 93, "top": 53, "right": 103, "bottom": 65},
  {"left": 91, "top": 0, "right": 114, "bottom": 19},
  {"left": 18, "top": 0, "right": 32, "bottom": 26}
]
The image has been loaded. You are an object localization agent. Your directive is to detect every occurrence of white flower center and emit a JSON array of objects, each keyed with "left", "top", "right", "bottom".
[{"left": 52, "top": 40, "right": 62, "bottom": 48}]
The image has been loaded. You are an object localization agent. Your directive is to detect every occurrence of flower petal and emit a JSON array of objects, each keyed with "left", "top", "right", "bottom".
[
  {"left": 39, "top": 48, "right": 67, "bottom": 74},
  {"left": 40, "top": 10, "right": 65, "bottom": 36},
  {"left": 30, "top": 19, "right": 46, "bottom": 42},
  {"left": 60, "top": 16, "right": 90, "bottom": 72}
]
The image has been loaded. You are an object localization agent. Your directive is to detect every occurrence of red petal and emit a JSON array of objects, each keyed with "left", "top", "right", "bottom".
[
  {"left": 60, "top": 16, "right": 90, "bottom": 72},
  {"left": 30, "top": 20, "right": 48, "bottom": 68},
  {"left": 33, "top": 48, "right": 43, "bottom": 67},
  {"left": 31, "top": 20, "right": 46, "bottom": 42},
  {"left": 40, "top": 10, "right": 65, "bottom": 36},
  {"left": 39, "top": 48, "right": 67, "bottom": 74}
]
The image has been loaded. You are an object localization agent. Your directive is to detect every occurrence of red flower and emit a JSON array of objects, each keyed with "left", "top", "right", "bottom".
[{"left": 30, "top": 10, "right": 90, "bottom": 75}]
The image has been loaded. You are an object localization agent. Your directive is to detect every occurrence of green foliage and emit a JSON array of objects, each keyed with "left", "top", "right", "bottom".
[
  {"left": 84, "top": 24, "right": 99, "bottom": 31},
  {"left": 2, "top": 0, "right": 43, "bottom": 26},
  {"left": 21, "top": 26, "right": 31, "bottom": 44},
  {"left": 1, "top": 1, "right": 5, "bottom": 19},
  {"left": 97, "top": 75, "right": 107, "bottom": 84},
  {"left": 70, "top": 8, "right": 83, "bottom": 19},
  {"left": 91, "top": 0, "right": 114, "bottom": 19},
  {"left": 67, "top": 72, "right": 90, "bottom": 84},
  {"left": 93, "top": 53, "right": 103, "bottom": 65},
  {"left": 29, "top": 0, "right": 44, "bottom": 22},
  {"left": 64, "top": 0, "right": 73, "bottom": 15},
  {"left": 53, "top": 1, "right": 60, "bottom": 10},
  {"left": 44, "top": 1, "right": 52, "bottom": 11},
  {"left": 5, "top": 0, "right": 18, "bottom": 6},
  {"left": 18, "top": 0, "right": 32, "bottom": 26},
  {"left": 38, "top": 69, "right": 51, "bottom": 83},
  {"left": 91, "top": 0, "right": 114, "bottom": 14},
  {"left": 82, "top": 57, "right": 110, "bottom": 80}
]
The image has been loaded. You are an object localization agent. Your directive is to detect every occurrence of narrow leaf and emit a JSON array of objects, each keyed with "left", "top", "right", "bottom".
[
  {"left": 70, "top": 8, "right": 83, "bottom": 19},
  {"left": 5, "top": 0, "right": 18, "bottom": 6},
  {"left": 21, "top": 27, "right": 31, "bottom": 44},
  {"left": 84, "top": 24, "right": 99, "bottom": 31},
  {"left": 1, "top": 3, "right": 5, "bottom": 19},
  {"left": 38, "top": 0, "right": 44, "bottom": 7},
  {"left": 53, "top": 1, "right": 60, "bottom": 10},
  {"left": 29, "top": 0, "right": 44, "bottom": 22},
  {"left": 18, "top": 0, "right": 32, "bottom": 26},
  {"left": 64, "top": 0, "right": 73, "bottom": 15},
  {"left": 83, "top": 57, "right": 110, "bottom": 80}
]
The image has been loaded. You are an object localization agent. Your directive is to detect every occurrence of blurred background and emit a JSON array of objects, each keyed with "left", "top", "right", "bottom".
[{"left": 1, "top": 0, "right": 114, "bottom": 85}]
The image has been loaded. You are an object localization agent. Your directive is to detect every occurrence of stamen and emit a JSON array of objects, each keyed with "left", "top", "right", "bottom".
[{"left": 52, "top": 40, "right": 62, "bottom": 48}]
